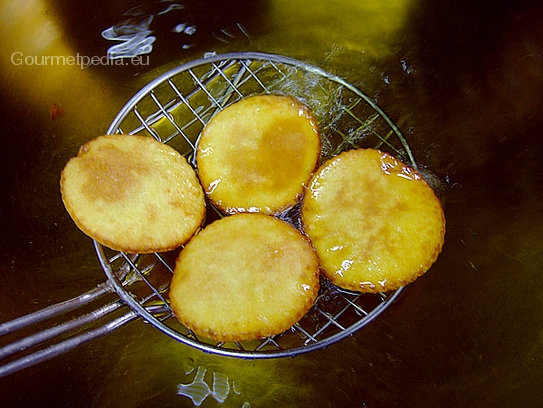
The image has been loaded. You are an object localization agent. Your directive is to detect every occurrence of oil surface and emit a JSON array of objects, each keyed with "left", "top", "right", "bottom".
[{"left": 1, "top": 0, "right": 543, "bottom": 407}]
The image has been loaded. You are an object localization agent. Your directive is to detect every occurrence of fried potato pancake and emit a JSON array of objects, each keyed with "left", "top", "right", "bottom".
[
  {"left": 170, "top": 213, "right": 320, "bottom": 342},
  {"left": 301, "top": 148, "right": 445, "bottom": 293},
  {"left": 60, "top": 135, "right": 205, "bottom": 253},
  {"left": 196, "top": 95, "right": 321, "bottom": 215}
]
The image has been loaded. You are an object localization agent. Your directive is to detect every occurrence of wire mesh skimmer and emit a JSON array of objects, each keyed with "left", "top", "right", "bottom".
[{"left": 0, "top": 52, "right": 416, "bottom": 377}]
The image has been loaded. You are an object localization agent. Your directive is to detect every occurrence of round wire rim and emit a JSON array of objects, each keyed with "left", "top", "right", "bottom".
[{"left": 99, "top": 51, "right": 413, "bottom": 358}]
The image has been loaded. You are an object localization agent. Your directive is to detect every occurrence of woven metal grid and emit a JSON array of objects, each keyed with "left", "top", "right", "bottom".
[{"left": 101, "top": 52, "right": 412, "bottom": 358}]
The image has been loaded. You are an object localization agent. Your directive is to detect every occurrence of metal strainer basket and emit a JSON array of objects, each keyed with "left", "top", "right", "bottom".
[{"left": 0, "top": 52, "right": 415, "bottom": 377}]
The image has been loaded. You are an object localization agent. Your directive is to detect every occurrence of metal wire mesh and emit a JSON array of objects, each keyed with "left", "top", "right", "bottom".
[{"left": 101, "top": 52, "right": 413, "bottom": 358}]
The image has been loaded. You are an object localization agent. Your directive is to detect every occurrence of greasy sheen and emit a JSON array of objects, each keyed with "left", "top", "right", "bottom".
[
  {"left": 301, "top": 148, "right": 446, "bottom": 293},
  {"left": 196, "top": 95, "right": 321, "bottom": 214}
]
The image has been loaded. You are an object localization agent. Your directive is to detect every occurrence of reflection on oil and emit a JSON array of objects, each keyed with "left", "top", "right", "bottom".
[
  {"left": 102, "top": 2, "right": 196, "bottom": 59},
  {"left": 102, "top": 14, "right": 156, "bottom": 59},
  {"left": 100, "top": 0, "right": 265, "bottom": 64},
  {"left": 177, "top": 365, "right": 250, "bottom": 406}
]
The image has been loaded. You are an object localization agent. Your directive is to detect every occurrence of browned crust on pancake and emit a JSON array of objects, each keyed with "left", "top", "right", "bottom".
[{"left": 60, "top": 135, "right": 206, "bottom": 253}]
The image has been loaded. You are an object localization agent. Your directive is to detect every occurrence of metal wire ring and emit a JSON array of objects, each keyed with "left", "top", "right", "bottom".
[{"left": 100, "top": 52, "right": 412, "bottom": 358}]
